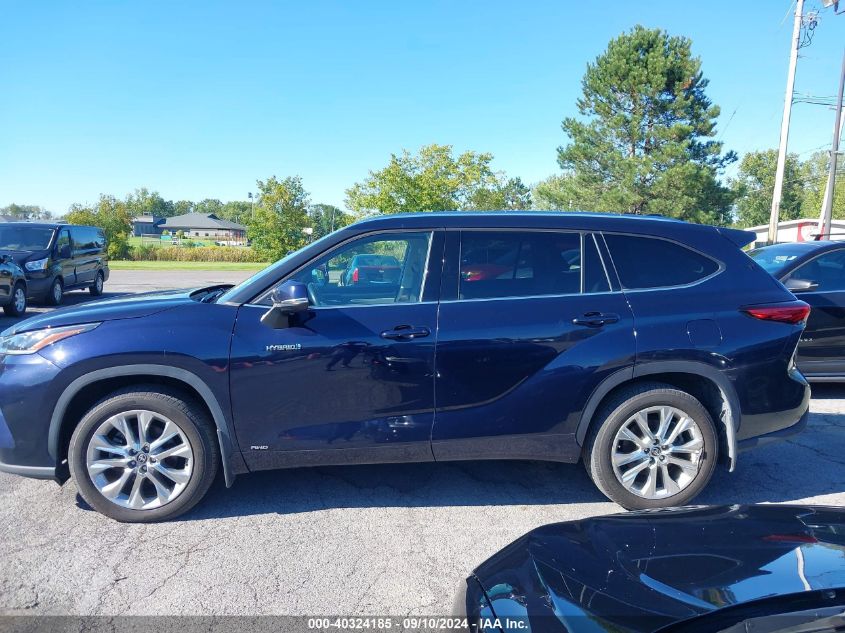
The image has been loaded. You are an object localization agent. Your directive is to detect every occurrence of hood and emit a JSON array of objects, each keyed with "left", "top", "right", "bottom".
[
  {"left": 472, "top": 505, "right": 845, "bottom": 632},
  {"left": 0, "top": 248, "right": 47, "bottom": 267},
  {"left": 5, "top": 288, "right": 201, "bottom": 334}
]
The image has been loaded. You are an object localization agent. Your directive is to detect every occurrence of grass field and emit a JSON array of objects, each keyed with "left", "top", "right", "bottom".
[{"left": 110, "top": 260, "right": 270, "bottom": 271}]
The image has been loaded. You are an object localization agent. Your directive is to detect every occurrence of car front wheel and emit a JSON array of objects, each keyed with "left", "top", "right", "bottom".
[
  {"left": 45, "top": 277, "right": 63, "bottom": 306},
  {"left": 69, "top": 387, "right": 220, "bottom": 522},
  {"left": 584, "top": 382, "right": 718, "bottom": 510},
  {"left": 3, "top": 282, "right": 27, "bottom": 317},
  {"left": 90, "top": 271, "right": 104, "bottom": 296}
]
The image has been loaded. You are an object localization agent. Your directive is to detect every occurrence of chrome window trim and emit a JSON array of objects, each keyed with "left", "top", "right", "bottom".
[
  {"left": 439, "top": 289, "right": 623, "bottom": 304},
  {"left": 241, "top": 300, "right": 439, "bottom": 311},
  {"left": 600, "top": 230, "right": 725, "bottom": 292}
]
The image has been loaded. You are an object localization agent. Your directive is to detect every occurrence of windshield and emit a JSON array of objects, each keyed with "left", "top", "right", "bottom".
[
  {"left": 748, "top": 244, "right": 814, "bottom": 275},
  {"left": 0, "top": 226, "right": 54, "bottom": 251}
]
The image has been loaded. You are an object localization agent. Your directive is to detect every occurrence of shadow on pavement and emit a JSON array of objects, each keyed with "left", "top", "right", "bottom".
[{"left": 75, "top": 387, "right": 844, "bottom": 521}]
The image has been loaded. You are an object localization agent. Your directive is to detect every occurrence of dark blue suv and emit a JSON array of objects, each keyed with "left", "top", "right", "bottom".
[{"left": 0, "top": 213, "right": 811, "bottom": 521}]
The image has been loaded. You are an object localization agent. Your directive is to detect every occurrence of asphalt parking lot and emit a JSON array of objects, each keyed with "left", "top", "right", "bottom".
[{"left": 1, "top": 270, "right": 844, "bottom": 615}]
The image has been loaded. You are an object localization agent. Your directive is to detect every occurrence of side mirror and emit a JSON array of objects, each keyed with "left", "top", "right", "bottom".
[
  {"left": 58, "top": 245, "right": 71, "bottom": 259},
  {"left": 260, "top": 281, "right": 309, "bottom": 328},
  {"left": 785, "top": 278, "right": 819, "bottom": 293}
]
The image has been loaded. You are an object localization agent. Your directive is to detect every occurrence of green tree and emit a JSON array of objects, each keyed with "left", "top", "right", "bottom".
[
  {"left": 0, "top": 203, "right": 52, "bottom": 220},
  {"left": 466, "top": 177, "right": 532, "bottom": 211},
  {"left": 531, "top": 173, "right": 596, "bottom": 211},
  {"left": 173, "top": 200, "right": 194, "bottom": 216},
  {"left": 218, "top": 200, "right": 251, "bottom": 224},
  {"left": 66, "top": 195, "right": 132, "bottom": 258},
  {"left": 345, "top": 144, "right": 525, "bottom": 215},
  {"left": 801, "top": 151, "right": 845, "bottom": 221},
  {"left": 247, "top": 176, "right": 311, "bottom": 261},
  {"left": 556, "top": 26, "right": 736, "bottom": 224},
  {"left": 309, "top": 203, "right": 353, "bottom": 239},
  {"left": 194, "top": 199, "right": 224, "bottom": 216},
  {"left": 124, "top": 188, "right": 175, "bottom": 218},
  {"left": 730, "top": 150, "right": 804, "bottom": 227}
]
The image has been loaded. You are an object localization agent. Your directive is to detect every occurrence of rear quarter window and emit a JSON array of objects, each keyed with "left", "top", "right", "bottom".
[{"left": 604, "top": 234, "right": 719, "bottom": 289}]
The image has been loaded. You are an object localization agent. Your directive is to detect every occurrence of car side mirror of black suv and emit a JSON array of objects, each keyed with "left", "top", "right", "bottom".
[
  {"left": 260, "top": 280, "right": 310, "bottom": 328},
  {"left": 785, "top": 278, "right": 819, "bottom": 293}
]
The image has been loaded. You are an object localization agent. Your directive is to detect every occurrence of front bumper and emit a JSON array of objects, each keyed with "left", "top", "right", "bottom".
[
  {"left": 23, "top": 273, "right": 53, "bottom": 298},
  {"left": 0, "top": 352, "right": 62, "bottom": 475}
]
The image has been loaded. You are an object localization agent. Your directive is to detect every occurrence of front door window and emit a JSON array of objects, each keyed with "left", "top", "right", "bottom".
[{"left": 286, "top": 232, "right": 433, "bottom": 307}]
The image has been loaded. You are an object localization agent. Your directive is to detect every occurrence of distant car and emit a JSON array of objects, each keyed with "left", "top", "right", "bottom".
[
  {"left": 455, "top": 504, "right": 845, "bottom": 632},
  {"left": 341, "top": 253, "right": 401, "bottom": 286},
  {"left": 0, "top": 222, "right": 109, "bottom": 306},
  {"left": 749, "top": 241, "right": 845, "bottom": 381},
  {"left": 0, "top": 254, "right": 27, "bottom": 317}
]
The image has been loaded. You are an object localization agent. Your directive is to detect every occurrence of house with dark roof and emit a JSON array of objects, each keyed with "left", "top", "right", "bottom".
[
  {"left": 131, "top": 215, "right": 166, "bottom": 236},
  {"left": 159, "top": 213, "right": 247, "bottom": 242}
]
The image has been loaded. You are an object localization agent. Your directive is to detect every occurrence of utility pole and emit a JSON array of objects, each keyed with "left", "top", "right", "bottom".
[
  {"left": 768, "top": 0, "right": 805, "bottom": 245},
  {"left": 817, "top": 48, "right": 845, "bottom": 239}
]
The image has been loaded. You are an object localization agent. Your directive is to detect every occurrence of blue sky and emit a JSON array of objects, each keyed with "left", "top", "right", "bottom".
[{"left": 1, "top": 1, "right": 843, "bottom": 214}]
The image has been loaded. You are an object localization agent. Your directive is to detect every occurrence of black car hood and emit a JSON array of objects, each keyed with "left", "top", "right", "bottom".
[
  {"left": 0, "top": 248, "right": 46, "bottom": 267},
  {"left": 472, "top": 505, "right": 845, "bottom": 632},
  {"left": 4, "top": 288, "right": 202, "bottom": 334}
]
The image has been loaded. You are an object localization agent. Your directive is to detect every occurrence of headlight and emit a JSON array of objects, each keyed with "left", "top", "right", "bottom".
[
  {"left": 24, "top": 258, "right": 48, "bottom": 272},
  {"left": 0, "top": 323, "right": 99, "bottom": 355}
]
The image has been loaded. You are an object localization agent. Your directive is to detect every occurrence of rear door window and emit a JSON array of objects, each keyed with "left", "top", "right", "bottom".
[
  {"left": 459, "top": 231, "right": 604, "bottom": 300},
  {"left": 604, "top": 234, "right": 719, "bottom": 289}
]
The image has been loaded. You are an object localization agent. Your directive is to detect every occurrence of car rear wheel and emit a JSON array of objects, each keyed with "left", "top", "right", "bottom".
[
  {"left": 44, "top": 277, "right": 63, "bottom": 306},
  {"left": 584, "top": 382, "right": 718, "bottom": 510},
  {"left": 89, "top": 271, "right": 104, "bottom": 296},
  {"left": 69, "top": 387, "right": 220, "bottom": 522},
  {"left": 3, "top": 282, "right": 27, "bottom": 317}
]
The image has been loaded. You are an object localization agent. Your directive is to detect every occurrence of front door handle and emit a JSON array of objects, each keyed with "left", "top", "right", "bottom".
[
  {"left": 380, "top": 325, "right": 431, "bottom": 340},
  {"left": 572, "top": 312, "right": 620, "bottom": 328}
]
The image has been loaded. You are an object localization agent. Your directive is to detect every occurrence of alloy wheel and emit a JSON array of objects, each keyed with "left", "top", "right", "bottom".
[
  {"left": 53, "top": 281, "right": 62, "bottom": 303},
  {"left": 95, "top": 274, "right": 103, "bottom": 293},
  {"left": 610, "top": 405, "right": 704, "bottom": 500},
  {"left": 13, "top": 287, "right": 25, "bottom": 313},
  {"left": 85, "top": 409, "right": 194, "bottom": 510}
]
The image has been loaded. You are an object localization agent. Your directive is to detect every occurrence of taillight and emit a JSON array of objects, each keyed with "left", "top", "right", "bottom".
[
  {"left": 351, "top": 267, "right": 359, "bottom": 283},
  {"left": 743, "top": 301, "right": 810, "bottom": 324}
]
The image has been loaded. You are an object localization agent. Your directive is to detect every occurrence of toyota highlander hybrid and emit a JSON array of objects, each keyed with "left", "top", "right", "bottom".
[{"left": 0, "top": 212, "right": 811, "bottom": 521}]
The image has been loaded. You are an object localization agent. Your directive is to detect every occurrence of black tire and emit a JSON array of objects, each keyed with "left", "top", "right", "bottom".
[
  {"left": 44, "top": 277, "right": 63, "bottom": 306},
  {"left": 3, "top": 282, "right": 27, "bottom": 317},
  {"left": 68, "top": 386, "right": 220, "bottom": 522},
  {"left": 583, "top": 381, "right": 718, "bottom": 510},
  {"left": 89, "top": 271, "right": 104, "bottom": 296}
]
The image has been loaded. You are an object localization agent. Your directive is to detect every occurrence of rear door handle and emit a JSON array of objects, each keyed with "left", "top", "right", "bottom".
[
  {"left": 380, "top": 325, "right": 431, "bottom": 340},
  {"left": 572, "top": 312, "right": 620, "bottom": 328}
]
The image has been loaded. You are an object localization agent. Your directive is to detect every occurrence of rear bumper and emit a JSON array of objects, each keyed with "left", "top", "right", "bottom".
[{"left": 738, "top": 408, "right": 809, "bottom": 452}]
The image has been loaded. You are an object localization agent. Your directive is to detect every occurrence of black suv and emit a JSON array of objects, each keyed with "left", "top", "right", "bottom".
[
  {"left": 0, "top": 254, "right": 27, "bottom": 317},
  {"left": 0, "top": 222, "right": 109, "bottom": 305},
  {"left": 0, "top": 212, "right": 811, "bottom": 521}
]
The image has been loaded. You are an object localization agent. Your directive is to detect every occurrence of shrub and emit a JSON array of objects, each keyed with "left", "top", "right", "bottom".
[{"left": 125, "top": 245, "right": 263, "bottom": 263}]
